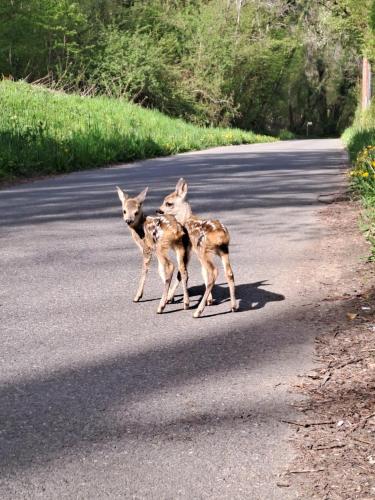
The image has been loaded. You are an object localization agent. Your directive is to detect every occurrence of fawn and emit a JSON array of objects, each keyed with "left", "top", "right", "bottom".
[
  {"left": 116, "top": 186, "right": 190, "bottom": 314},
  {"left": 158, "top": 178, "right": 238, "bottom": 318}
]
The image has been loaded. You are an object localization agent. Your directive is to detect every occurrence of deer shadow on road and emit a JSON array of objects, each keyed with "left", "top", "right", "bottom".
[{"left": 168, "top": 280, "right": 285, "bottom": 317}]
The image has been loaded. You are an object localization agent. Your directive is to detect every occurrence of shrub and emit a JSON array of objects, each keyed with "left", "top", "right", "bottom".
[{"left": 279, "top": 129, "right": 296, "bottom": 140}]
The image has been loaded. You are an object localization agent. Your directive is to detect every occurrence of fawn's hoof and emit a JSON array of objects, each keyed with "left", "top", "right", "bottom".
[
  {"left": 133, "top": 296, "right": 142, "bottom": 303},
  {"left": 184, "top": 302, "right": 190, "bottom": 310},
  {"left": 231, "top": 305, "right": 239, "bottom": 312},
  {"left": 193, "top": 309, "right": 202, "bottom": 318},
  {"left": 157, "top": 306, "right": 165, "bottom": 314},
  {"left": 207, "top": 299, "right": 213, "bottom": 306}
]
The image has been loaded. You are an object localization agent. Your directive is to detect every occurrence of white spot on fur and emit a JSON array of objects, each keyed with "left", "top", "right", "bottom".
[{"left": 160, "top": 216, "right": 170, "bottom": 225}]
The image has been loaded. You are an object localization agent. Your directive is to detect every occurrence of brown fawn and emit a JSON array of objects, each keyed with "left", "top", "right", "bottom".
[
  {"left": 116, "top": 186, "right": 190, "bottom": 314},
  {"left": 158, "top": 178, "right": 238, "bottom": 318}
]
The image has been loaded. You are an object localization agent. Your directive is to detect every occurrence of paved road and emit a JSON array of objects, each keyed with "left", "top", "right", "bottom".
[{"left": 0, "top": 139, "right": 346, "bottom": 499}]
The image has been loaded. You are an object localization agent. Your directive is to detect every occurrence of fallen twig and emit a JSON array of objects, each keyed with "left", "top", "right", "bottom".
[
  {"left": 281, "top": 419, "right": 306, "bottom": 427},
  {"left": 352, "top": 436, "right": 374, "bottom": 446},
  {"left": 276, "top": 481, "right": 290, "bottom": 487},
  {"left": 361, "top": 413, "right": 375, "bottom": 429},
  {"left": 320, "top": 372, "right": 332, "bottom": 387},
  {"left": 287, "top": 468, "right": 325, "bottom": 474},
  {"left": 315, "top": 443, "right": 346, "bottom": 451},
  {"left": 281, "top": 419, "right": 335, "bottom": 428},
  {"left": 334, "top": 357, "right": 364, "bottom": 370},
  {"left": 305, "top": 421, "right": 337, "bottom": 427},
  {"left": 333, "top": 326, "right": 341, "bottom": 338}
]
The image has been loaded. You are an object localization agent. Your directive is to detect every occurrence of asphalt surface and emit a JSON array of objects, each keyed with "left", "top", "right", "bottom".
[{"left": 0, "top": 139, "right": 347, "bottom": 499}]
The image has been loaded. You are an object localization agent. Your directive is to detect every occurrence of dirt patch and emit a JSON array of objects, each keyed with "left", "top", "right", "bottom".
[{"left": 280, "top": 201, "right": 375, "bottom": 499}]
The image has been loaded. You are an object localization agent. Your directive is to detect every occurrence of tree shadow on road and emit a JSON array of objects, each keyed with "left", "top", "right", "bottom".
[
  {"left": 0, "top": 146, "right": 347, "bottom": 230},
  {"left": 0, "top": 301, "right": 307, "bottom": 476}
]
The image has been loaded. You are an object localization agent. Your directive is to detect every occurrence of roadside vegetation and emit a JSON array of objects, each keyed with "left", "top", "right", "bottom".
[
  {"left": 343, "top": 103, "right": 375, "bottom": 160},
  {"left": 0, "top": 1, "right": 373, "bottom": 183},
  {"left": 0, "top": 1, "right": 373, "bottom": 137},
  {"left": 0, "top": 80, "right": 273, "bottom": 182},
  {"left": 1, "top": 2, "right": 375, "bottom": 498},
  {"left": 343, "top": 102, "right": 375, "bottom": 260}
]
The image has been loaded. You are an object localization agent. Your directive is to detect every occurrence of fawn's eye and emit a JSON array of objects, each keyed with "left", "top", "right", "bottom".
[
  {"left": 123, "top": 210, "right": 126, "bottom": 214},
  {"left": 166, "top": 202, "right": 173, "bottom": 207},
  {"left": 134, "top": 211, "right": 139, "bottom": 216}
]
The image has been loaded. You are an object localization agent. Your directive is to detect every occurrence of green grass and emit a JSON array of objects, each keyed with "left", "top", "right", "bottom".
[
  {"left": 0, "top": 81, "right": 275, "bottom": 182},
  {"left": 342, "top": 101, "right": 375, "bottom": 260},
  {"left": 342, "top": 102, "right": 375, "bottom": 161}
]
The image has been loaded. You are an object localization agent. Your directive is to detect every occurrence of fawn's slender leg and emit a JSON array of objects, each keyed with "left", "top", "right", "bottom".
[
  {"left": 174, "top": 245, "right": 189, "bottom": 310},
  {"left": 220, "top": 250, "right": 238, "bottom": 312},
  {"left": 134, "top": 250, "right": 152, "bottom": 302},
  {"left": 167, "top": 236, "right": 191, "bottom": 304},
  {"left": 156, "top": 250, "right": 174, "bottom": 314},
  {"left": 201, "top": 265, "right": 213, "bottom": 306},
  {"left": 167, "top": 273, "right": 180, "bottom": 303},
  {"left": 194, "top": 255, "right": 218, "bottom": 318}
]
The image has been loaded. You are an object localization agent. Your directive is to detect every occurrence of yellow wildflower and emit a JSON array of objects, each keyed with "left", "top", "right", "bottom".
[{"left": 362, "top": 172, "right": 369, "bottom": 177}]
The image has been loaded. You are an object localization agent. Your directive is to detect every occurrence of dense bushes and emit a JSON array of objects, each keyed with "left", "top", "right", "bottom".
[
  {"left": 0, "top": 80, "right": 274, "bottom": 182},
  {"left": 0, "top": 0, "right": 372, "bottom": 136}
]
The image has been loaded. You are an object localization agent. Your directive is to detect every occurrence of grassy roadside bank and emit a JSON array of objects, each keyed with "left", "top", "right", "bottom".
[
  {"left": 342, "top": 102, "right": 375, "bottom": 161},
  {"left": 0, "top": 81, "right": 275, "bottom": 183},
  {"left": 342, "top": 102, "right": 375, "bottom": 260}
]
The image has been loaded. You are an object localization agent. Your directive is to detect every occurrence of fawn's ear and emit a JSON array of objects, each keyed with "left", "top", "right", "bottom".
[
  {"left": 135, "top": 187, "right": 148, "bottom": 204},
  {"left": 116, "top": 186, "right": 128, "bottom": 203},
  {"left": 176, "top": 178, "right": 188, "bottom": 198}
]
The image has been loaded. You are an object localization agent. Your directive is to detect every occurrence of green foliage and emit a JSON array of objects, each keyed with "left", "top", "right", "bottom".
[
  {"left": 86, "top": 24, "right": 194, "bottom": 117},
  {"left": 360, "top": 201, "right": 375, "bottom": 262},
  {"left": 368, "top": 0, "right": 375, "bottom": 61},
  {"left": 0, "top": 0, "right": 87, "bottom": 78},
  {"left": 343, "top": 101, "right": 375, "bottom": 259},
  {"left": 0, "top": 80, "right": 274, "bottom": 182},
  {"left": 279, "top": 130, "right": 297, "bottom": 141},
  {"left": 348, "top": 144, "right": 375, "bottom": 190},
  {"left": 0, "top": 0, "right": 371, "bottom": 136},
  {"left": 342, "top": 102, "right": 375, "bottom": 160}
]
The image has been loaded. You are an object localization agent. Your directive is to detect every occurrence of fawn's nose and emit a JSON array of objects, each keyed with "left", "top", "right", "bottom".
[
  {"left": 156, "top": 209, "right": 164, "bottom": 214},
  {"left": 125, "top": 218, "right": 134, "bottom": 225}
]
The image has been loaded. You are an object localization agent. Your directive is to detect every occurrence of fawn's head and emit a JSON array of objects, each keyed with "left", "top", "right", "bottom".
[
  {"left": 158, "top": 178, "right": 191, "bottom": 223},
  {"left": 116, "top": 186, "right": 148, "bottom": 227}
]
